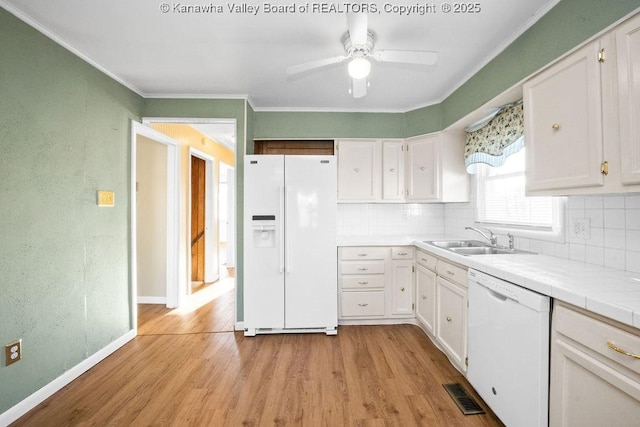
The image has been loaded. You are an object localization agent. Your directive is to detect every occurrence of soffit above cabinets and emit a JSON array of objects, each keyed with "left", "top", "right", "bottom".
[{"left": 2, "top": 0, "right": 559, "bottom": 112}]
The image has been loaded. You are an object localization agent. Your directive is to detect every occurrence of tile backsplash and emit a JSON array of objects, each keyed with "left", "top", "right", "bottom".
[
  {"left": 337, "top": 203, "right": 444, "bottom": 236},
  {"left": 444, "top": 191, "right": 640, "bottom": 274},
  {"left": 337, "top": 190, "right": 640, "bottom": 274}
]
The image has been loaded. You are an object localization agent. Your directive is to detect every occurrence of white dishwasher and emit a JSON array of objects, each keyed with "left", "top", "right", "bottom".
[{"left": 467, "top": 269, "right": 550, "bottom": 427}]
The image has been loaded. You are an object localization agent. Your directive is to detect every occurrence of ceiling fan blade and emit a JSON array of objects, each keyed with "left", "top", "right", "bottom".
[
  {"left": 351, "top": 77, "right": 367, "bottom": 98},
  {"left": 372, "top": 50, "right": 438, "bottom": 66},
  {"left": 286, "top": 55, "right": 348, "bottom": 77},
  {"left": 347, "top": 13, "right": 368, "bottom": 46}
]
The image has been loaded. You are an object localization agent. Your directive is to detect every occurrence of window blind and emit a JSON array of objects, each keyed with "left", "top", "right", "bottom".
[{"left": 475, "top": 149, "right": 554, "bottom": 229}]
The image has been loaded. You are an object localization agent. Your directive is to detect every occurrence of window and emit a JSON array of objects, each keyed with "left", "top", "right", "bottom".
[{"left": 475, "top": 148, "right": 565, "bottom": 241}]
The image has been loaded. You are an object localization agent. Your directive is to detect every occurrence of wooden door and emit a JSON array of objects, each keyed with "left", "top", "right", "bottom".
[{"left": 191, "top": 156, "right": 206, "bottom": 282}]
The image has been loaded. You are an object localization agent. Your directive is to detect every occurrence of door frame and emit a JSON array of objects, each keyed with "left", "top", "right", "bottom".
[
  {"left": 189, "top": 148, "right": 218, "bottom": 288},
  {"left": 130, "top": 121, "right": 181, "bottom": 331}
]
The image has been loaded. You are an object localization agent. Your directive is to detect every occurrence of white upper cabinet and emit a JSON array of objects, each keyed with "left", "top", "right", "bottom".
[
  {"left": 406, "top": 134, "right": 439, "bottom": 201},
  {"left": 382, "top": 140, "right": 406, "bottom": 201},
  {"left": 616, "top": 13, "right": 640, "bottom": 185},
  {"left": 524, "top": 39, "right": 606, "bottom": 192},
  {"left": 336, "top": 139, "right": 381, "bottom": 201},
  {"left": 336, "top": 132, "right": 469, "bottom": 203},
  {"left": 524, "top": 12, "right": 640, "bottom": 195}
]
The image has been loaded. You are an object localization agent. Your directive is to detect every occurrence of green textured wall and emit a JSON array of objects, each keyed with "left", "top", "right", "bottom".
[
  {"left": 142, "top": 98, "right": 247, "bottom": 320},
  {"left": 252, "top": 111, "right": 407, "bottom": 141},
  {"left": 0, "top": 7, "right": 143, "bottom": 415}
]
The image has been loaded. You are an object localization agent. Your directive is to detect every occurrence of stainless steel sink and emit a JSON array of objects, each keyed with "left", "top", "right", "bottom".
[
  {"left": 450, "top": 246, "right": 521, "bottom": 255},
  {"left": 423, "top": 240, "right": 534, "bottom": 256},
  {"left": 425, "top": 240, "right": 489, "bottom": 248}
]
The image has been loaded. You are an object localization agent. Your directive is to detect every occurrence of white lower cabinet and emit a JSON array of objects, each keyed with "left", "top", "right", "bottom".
[
  {"left": 436, "top": 276, "right": 468, "bottom": 372},
  {"left": 338, "top": 246, "right": 414, "bottom": 320},
  {"left": 339, "top": 245, "right": 468, "bottom": 373},
  {"left": 550, "top": 302, "right": 640, "bottom": 426},
  {"left": 415, "top": 249, "right": 437, "bottom": 334}
]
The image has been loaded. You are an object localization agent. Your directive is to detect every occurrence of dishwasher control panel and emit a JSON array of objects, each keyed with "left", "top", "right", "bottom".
[{"left": 468, "top": 269, "right": 550, "bottom": 312}]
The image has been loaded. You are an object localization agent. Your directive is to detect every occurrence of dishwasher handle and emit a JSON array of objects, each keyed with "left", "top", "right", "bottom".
[{"left": 487, "top": 287, "right": 509, "bottom": 302}]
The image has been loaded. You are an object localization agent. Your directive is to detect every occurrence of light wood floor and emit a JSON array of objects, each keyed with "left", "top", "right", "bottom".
[{"left": 14, "top": 279, "right": 503, "bottom": 426}]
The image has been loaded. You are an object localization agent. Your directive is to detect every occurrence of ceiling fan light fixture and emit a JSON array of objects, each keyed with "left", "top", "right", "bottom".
[{"left": 348, "top": 57, "right": 371, "bottom": 79}]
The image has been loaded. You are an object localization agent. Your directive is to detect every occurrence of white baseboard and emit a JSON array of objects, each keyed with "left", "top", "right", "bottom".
[
  {"left": 137, "top": 296, "right": 167, "bottom": 304},
  {"left": 0, "top": 329, "right": 136, "bottom": 427}
]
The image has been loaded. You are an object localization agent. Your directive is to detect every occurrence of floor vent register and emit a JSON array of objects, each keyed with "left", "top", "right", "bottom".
[{"left": 442, "top": 383, "right": 486, "bottom": 415}]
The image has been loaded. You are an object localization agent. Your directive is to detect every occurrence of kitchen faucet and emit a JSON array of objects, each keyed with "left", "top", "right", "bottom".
[{"left": 465, "top": 226, "right": 498, "bottom": 246}]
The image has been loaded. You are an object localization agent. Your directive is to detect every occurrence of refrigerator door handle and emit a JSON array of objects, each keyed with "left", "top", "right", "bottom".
[
  {"left": 285, "top": 185, "right": 291, "bottom": 274},
  {"left": 278, "top": 185, "right": 285, "bottom": 274}
]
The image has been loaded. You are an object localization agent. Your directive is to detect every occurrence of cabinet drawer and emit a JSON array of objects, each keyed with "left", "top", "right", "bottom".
[
  {"left": 341, "top": 260, "right": 385, "bottom": 275},
  {"left": 555, "top": 303, "right": 640, "bottom": 376},
  {"left": 416, "top": 250, "right": 437, "bottom": 271},
  {"left": 341, "top": 246, "right": 388, "bottom": 260},
  {"left": 341, "top": 275, "right": 385, "bottom": 289},
  {"left": 391, "top": 246, "right": 414, "bottom": 260},
  {"left": 437, "top": 259, "right": 467, "bottom": 287},
  {"left": 341, "top": 291, "right": 385, "bottom": 317}
]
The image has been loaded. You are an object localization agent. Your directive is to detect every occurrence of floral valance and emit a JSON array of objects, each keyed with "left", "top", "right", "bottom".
[{"left": 464, "top": 100, "right": 524, "bottom": 174}]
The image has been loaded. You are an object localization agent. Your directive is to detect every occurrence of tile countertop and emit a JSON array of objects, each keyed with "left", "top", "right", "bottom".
[{"left": 338, "top": 235, "right": 640, "bottom": 330}]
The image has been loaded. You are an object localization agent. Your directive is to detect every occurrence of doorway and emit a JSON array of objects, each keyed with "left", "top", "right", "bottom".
[
  {"left": 130, "top": 121, "right": 181, "bottom": 327},
  {"left": 141, "top": 118, "right": 237, "bottom": 323}
]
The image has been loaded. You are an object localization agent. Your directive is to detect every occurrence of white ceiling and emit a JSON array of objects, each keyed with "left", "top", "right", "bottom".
[{"left": 3, "top": 0, "right": 559, "bottom": 112}]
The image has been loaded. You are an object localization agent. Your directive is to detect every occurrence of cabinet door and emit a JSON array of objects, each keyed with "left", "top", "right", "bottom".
[
  {"left": 436, "top": 277, "right": 467, "bottom": 371},
  {"left": 416, "top": 264, "right": 436, "bottom": 334},
  {"left": 406, "top": 135, "right": 439, "bottom": 201},
  {"left": 337, "top": 140, "right": 381, "bottom": 201},
  {"left": 616, "top": 14, "right": 640, "bottom": 185},
  {"left": 382, "top": 140, "right": 405, "bottom": 200},
  {"left": 389, "top": 260, "right": 414, "bottom": 316},
  {"left": 550, "top": 306, "right": 640, "bottom": 426},
  {"left": 524, "top": 40, "right": 605, "bottom": 192}
]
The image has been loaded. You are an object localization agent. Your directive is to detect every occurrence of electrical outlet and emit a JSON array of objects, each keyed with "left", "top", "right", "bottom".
[
  {"left": 572, "top": 218, "right": 591, "bottom": 239},
  {"left": 5, "top": 339, "right": 22, "bottom": 366},
  {"left": 97, "top": 190, "right": 115, "bottom": 207}
]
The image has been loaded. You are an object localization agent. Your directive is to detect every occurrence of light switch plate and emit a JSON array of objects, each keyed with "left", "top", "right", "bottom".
[{"left": 97, "top": 190, "right": 115, "bottom": 207}]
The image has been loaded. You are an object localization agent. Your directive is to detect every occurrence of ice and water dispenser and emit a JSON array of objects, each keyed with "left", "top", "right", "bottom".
[{"left": 252, "top": 215, "right": 276, "bottom": 248}]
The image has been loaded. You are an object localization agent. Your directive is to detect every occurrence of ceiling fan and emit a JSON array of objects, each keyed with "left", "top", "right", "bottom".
[{"left": 286, "top": 13, "right": 438, "bottom": 98}]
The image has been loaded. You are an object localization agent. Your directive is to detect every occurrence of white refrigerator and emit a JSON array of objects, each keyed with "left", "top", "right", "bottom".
[{"left": 243, "top": 155, "right": 337, "bottom": 336}]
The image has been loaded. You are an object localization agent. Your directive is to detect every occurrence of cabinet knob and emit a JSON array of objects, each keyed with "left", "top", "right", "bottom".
[
  {"left": 358, "top": 281, "right": 369, "bottom": 285},
  {"left": 421, "top": 295, "right": 427, "bottom": 300},
  {"left": 390, "top": 168, "right": 395, "bottom": 172},
  {"left": 357, "top": 253, "right": 368, "bottom": 257},
  {"left": 353, "top": 168, "right": 360, "bottom": 173},
  {"left": 551, "top": 123, "right": 560, "bottom": 131},
  {"left": 446, "top": 316, "right": 452, "bottom": 322},
  {"left": 401, "top": 287, "right": 405, "bottom": 292},
  {"left": 420, "top": 166, "right": 425, "bottom": 171},
  {"left": 358, "top": 303, "right": 369, "bottom": 307},
  {"left": 357, "top": 267, "right": 368, "bottom": 271}
]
